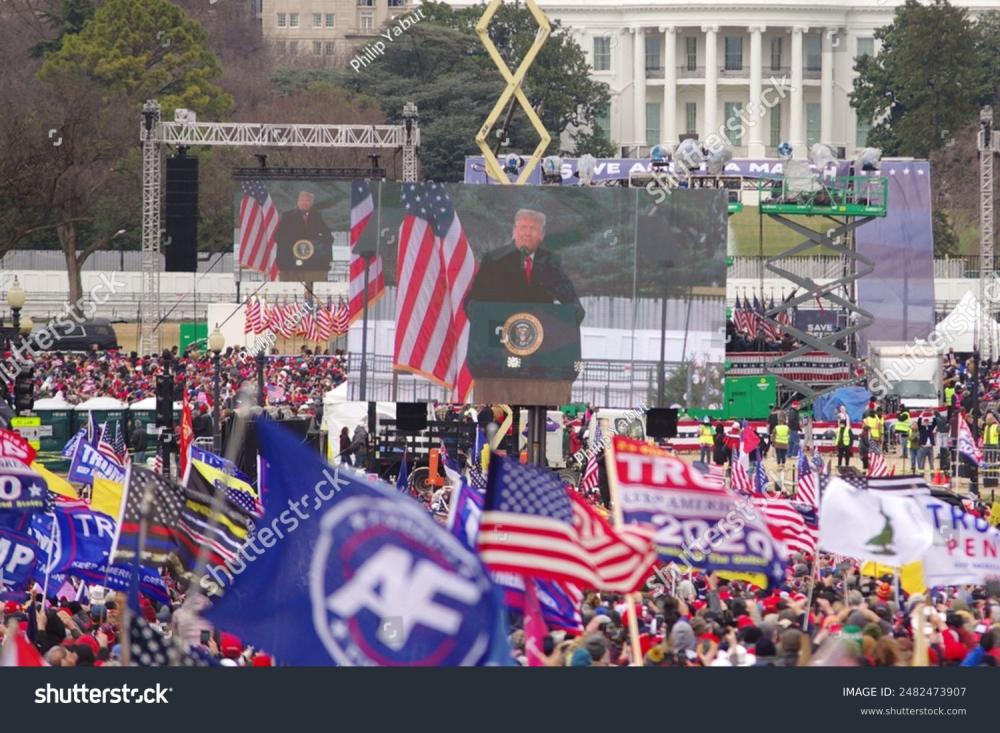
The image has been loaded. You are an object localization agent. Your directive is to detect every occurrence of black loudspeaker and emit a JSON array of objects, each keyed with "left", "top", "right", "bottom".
[
  {"left": 164, "top": 154, "right": 198, "bottom": 272},
  {"left": 646, "top": 408, "right": 678, "bottom": 439},
  {"left": 155, "top": 375, "right": 174, "bottom": 428},
  {"left": 396, "top": 402, "right": 428, "bottom": 432}
]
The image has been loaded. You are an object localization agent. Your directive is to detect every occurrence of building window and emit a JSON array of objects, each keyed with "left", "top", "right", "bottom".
[
  {"left": 769, "top": 103, "right": 782, "bottom": 147},
  {"left": 724, "top": 102, "right": 744, "bottom": 145},
  {"left": 276, "top": 12, "right": 286, "bottom": 28},
  {"left": 275, "top": 39, "right": 287, "bottom": 54},
  {"left": 389, "top": 0, "right": 405, "bottom": 5},
  {"left": 770, "top": 36, "right": 782, "bottom": 70},
  {"left": 289, "top": 12, "right": 299, "bottom": 28},
  {"left": 357, "top": 0, "right": 374, "bottom": 6},
  {"left": 288, "top": 39, "right": 299, "bottom": 55},
  {"left": 724, "top": 36, "right": 743, "bottom": 71},
  {"left": 360, "top": 13, "right": 373, "bottom": 31},
  {"left": 324, "top": 42, "right": 335, "bottom": 56},
  {"left": 856, "top": 36, "right": 874, "bottom": 60},
  {"left": 325, "top": 13, "right": 336, "bottom": 28},
  {"left": 313, "top": 13, "right": 322, "bottom": 28},
  {"left": 685, "top": 102, "right": 697, "bottom": 134},
  {"left": 594, "top": 102, "right": 610, "bottom": 138},
  {"left": 313, "top": 41, "right": 322, "bottom": 55},
  {"left": 685, "top": 36, "right": 697, "bottom": 71},
  {"left": 592, "top": 36, "right": 611, "bottom": 71},
  {"left": 646, "top": 102, "right": 661, "bottom": 147},
  {"left": 806, "top": 102, "right": 821, "bottom": 146},
  {"left": 645, "top": 34, "right": 661, "bottom": 71},
  {"left": 857, "top": 114, "right": 872, "bottom": 147},
  {"left": 805, "top": 35, "right": 821, "bottom": 71}
]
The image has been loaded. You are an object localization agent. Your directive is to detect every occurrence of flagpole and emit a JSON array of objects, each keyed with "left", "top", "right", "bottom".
[
  {"left": 39, "top": 518, "right": 59, "bottom": 608},
  {"left": 604, "top": 438, "right": 644, "bottom": 666}
]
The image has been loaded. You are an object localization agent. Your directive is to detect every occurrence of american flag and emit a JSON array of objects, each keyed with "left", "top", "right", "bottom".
[
  {"left": 129, "top": 616, "right": 216, "bottom": 667},
  {"left": 303, "top": 301, "right": 321, "bottom": 343},
  {"left": 316, "top": 297, "right": 335, "bottom": 343},
  {"left": 394, "top": 182, "right": 474, "bottom": 402},
  {"left": 238, "top": 180, "right": 279, "bottom": 280},
  {"left": 153, "top": 442, "right": 164, "bottom": 476},
  {"left": 579, "top": 452, "right": 599, "bottom": 493},
  {"left": 112, "top": 465, "right": 185, "bottom": 566},
  {"left": 348, "top": 180, "right": 385, "bottom": 324},
  {"left": 97, "top": 422, "right": 124, "bottom": 470},
  {"left": 244, "top": 296, "right": 263, "bottom": 335},
  {"left": 795, "top": 451, "right": 817, "bottom": 507},
  {"left": 332, "top": 297, "right": 349, "bottom": 335},
  {"left": 756, "top": 497, "right": 818, "bottom": 557},
  {"left": 468, "top": 461, "right": 488, "bottom": 492},
  {"left": 478, "top": 456, "right": 654, "bottom": 591},
  {"left": 731, "top": 453, "right": 753, "bottom": 495},
  {"left": 113, "top": 420, "right": 127, "bottom": 463},
  {"left": 692, "top": 461, "right": 725, "bottom": 488},
  {"left": 868, "top": 440, "right": 889, "bottom": 477}
]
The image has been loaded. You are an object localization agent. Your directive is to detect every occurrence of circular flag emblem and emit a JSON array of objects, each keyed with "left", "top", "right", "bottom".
[{"left": 309, "top": 496, "right": 497, "bottom": 666}]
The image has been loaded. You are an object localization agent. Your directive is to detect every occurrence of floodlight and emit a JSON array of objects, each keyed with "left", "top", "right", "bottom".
[
  {"left": 577, "top": 154, "right": 597, "bottom": 186},
  {"left": 650, "top": 144, "right": 670, "bottom": 169},
  {"left": 502, "top": 153, "right": 523, "bottom": 176},
  {"left": 673, "top": 139, "right": 703, "bottom": 173},
  {"left": 706, "top": 146, "right": 733, "bottom": 176},
  {"left": 777, "top": 142, "right": 793, "bottom": 159},
  {"left": 855, "top": 147, "right": 882, "bottom": 171},
  {"left": 541, "top": 155, "right": 563, "bottom": 183},
  {"left": 809, "top": 143, "right": 838, "bottom": 178}
]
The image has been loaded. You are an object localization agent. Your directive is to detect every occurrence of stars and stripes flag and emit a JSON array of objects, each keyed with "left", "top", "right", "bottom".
[
  {"left": 113, "top": 420, "right": 127, "bottom": 464},
  {"left": 176, "top": 460, "right": 253, "bottom": 570},
  {"left": 316, "top": 297, "right": 335, "bottom": 343},
  {"left": 238, "top": 180, "right": 279, "bottom": 281},
  {"left": 795, "top": 450, "right": 817, "bottom": 507},
  {"left": 244, "top": 296, "right": 263, "bottom": 335},
  {"left": 394, "top": 182, "right": 475, "bottom": 402},
  {"left": 332, "top": 297, "right": 349, "bottom": 335},
  {"left": 97, "top": 422, "right": 125, "bottom": 471},
  {"left": 348, "top": 180, "right": 385, "bottom": 324},
  {"left": 957, "top": 412, "right": 984, "bottom": 465},
  {"left": 692, "top": 461, "right": 725, "bottom": 489},
  {"left": 579, "top": 452, "right": 600, "bottom": 494},
  {"left": 755, "top": 497, "right": 818, "bottom": 558},
  {"left": 731, "top": 452, "right": 753, "bottom": 495},
  {"left": 153, "top": 442, "right": 164, "bottom": 476},
  {"left": 478, "top": 456, "right": 654, "bottom": 591},
  {"left": 304, "top": 301, "right": 322, "bottom": 343},
  {"left": 868, "top": 441, "right": 889, "bottom": 477},
  {"left": 111, "top": 464, "right": 185, "bottom": 567}
]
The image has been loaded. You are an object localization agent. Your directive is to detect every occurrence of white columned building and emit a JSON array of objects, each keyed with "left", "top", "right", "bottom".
[{"left": 444, "top": 0, "right": 1000, "bottom": 158}]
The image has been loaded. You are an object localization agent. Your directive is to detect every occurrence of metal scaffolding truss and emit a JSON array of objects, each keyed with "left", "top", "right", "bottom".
[
  {"left": 138, "top": 100, "right": 420, "bottom": 356},
  {"left": 157, "top": 121, "right": 411, "bottom": 149}
]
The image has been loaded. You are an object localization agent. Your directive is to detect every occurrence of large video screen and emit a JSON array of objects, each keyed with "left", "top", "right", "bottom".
[{"left": 234, "top": 179, "right": 728, "bottom": 407}]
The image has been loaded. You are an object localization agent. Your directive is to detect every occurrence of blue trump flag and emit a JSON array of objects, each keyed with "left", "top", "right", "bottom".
[
  {"left": 27, "top": 505, "right": 116, "bottom": 575},
  {"left": 204, "top": 420, "right": 510, "bottom": 666},
  {"left": 396, "top": 453, "right": 409, "bottom": 493}
]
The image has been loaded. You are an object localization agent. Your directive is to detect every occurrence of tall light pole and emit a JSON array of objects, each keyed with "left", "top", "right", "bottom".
[
  {"left": 7, "top": 276, "right": 25, "bottom": 347},
  {"left": 112, "top": 229, "right": 128, "bottom": 271},
  {"left": 208, "top": 324, "right": 225, "bottom": 453}
]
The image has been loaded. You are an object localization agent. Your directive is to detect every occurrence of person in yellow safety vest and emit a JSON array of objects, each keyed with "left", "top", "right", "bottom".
[
  {"left": 835, "top": 418, "right": 854, "bottom": 468},
  {"left": 863, "top": 410, "right": 880, "bottom": 444},
  {"left": 984, "top": 413, "right": 999, "bottom": 481},
  {"left": 944, "top": 384, "right": 956, "bottom": 409},
  {"left": 699, "top": 416, "right": 714, "bottom": 464},
  {"left": 894, "top": 408, "right": 911, "bottom": 460},
  {"left": 772, "top": 416, "right": 790, "bottom": 468}
]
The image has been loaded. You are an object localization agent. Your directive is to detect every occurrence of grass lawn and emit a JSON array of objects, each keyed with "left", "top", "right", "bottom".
[{"left": 728, "top": 206, "right": 853, "bottom": 257}]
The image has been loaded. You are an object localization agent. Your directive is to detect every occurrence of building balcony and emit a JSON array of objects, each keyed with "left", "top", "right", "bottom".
[
  {"left": 645, "top": 66, "right": 664, "bottom": 79},
  {"left": 677, "top": 65, "right": 704, "bottom": 79}
]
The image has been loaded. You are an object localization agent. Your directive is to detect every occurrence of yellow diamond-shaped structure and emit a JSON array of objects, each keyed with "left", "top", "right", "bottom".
[{"left": 474, "top": 0, "right": 552, "bottom": 185}]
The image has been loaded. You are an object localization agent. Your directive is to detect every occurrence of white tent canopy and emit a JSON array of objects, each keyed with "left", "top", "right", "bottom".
[{"left": 932, "top": 290, "right": 1000, "bottom": 357}]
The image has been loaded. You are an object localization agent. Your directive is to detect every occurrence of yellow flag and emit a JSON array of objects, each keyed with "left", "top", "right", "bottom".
[
  {"left": 860, "top": 561, "right": 926, "bottom": 595},
  {"left": 717, "top": 570, "right": 771, "bottom": 588},
  {"left": 92, "top": 478, "right": 125, "bottom": 519},
  {"left": 192, "top": 459, "right": 257, "bottom": 499},
  {"left": 990, "top": 501, "right": 1000, "bottom": 528},
  {"left": 30, "top": 462, "right": 77, "bottom": 499}
]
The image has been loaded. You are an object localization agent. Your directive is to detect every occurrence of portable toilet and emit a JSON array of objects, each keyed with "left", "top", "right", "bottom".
[
  {"left": 128, "top": 396, "right": 182, "bottom": 439},
  {"left": 73, "top": 396, "right": 129, "bottom": 443},
  {"left": 28, "top": 392, "right": 75, "bottom": 466}
]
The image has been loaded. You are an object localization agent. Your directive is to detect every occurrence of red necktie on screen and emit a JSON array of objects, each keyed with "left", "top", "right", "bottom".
[{"left": 524, "top": 255, "right": 532, "bottom": 285}]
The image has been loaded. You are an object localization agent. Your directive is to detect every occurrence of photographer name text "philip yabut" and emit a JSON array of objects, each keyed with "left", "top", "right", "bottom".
[{"left": 350, "top": 8, "right": 426, "bottom": 72}]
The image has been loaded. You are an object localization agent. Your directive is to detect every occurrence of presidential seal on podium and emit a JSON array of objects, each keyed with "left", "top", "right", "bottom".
[{"left": 501, "top": 313, "right": 543, "bottom": 357}]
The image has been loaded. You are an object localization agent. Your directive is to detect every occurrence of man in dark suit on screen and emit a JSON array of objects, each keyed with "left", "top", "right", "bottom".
[
  {"left": 465, "top": 208, "right": 584, "bottom": 323},
  {"left": 274, "top": 191, "right": 333, "bottom": 276}
]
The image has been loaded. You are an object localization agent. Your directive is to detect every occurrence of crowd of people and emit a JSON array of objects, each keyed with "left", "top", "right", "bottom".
[{"left": 10, "top": 346, "right": 347, "bottom": 417}]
